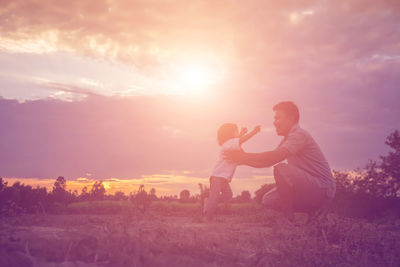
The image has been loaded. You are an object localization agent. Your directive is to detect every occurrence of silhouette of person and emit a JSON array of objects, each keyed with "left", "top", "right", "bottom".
[
  {"left": 225, "top": 101, "right": 336, "bottom": 221},
  {"left": 204, "top": 123, "right": 260, "bottom": 222}
]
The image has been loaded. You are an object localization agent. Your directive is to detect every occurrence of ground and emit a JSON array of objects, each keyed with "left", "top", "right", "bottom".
[{"left": 1, "top": 206, "right": 400, "bottom": 267}]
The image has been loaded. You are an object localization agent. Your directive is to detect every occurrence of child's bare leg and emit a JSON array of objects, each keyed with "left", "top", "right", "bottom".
[
  {"left": 204, "top": 177, "right": 222, "bottom": 221},
  {"left": 220, "top": 180, "right": 233, "bottom": 212}
]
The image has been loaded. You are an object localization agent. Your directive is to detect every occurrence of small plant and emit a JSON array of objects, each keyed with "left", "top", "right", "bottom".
[
  {"left": 179, "top": 189, "right": 190, "bottom": 203},
  {"left": 130, "top": 185, "right": 152, "bottom": 214}
]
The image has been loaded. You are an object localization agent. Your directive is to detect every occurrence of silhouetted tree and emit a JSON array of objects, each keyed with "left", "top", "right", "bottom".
[
  {"left": 51, "top": 176, "right": 68, "bottom": 204},
  {"left": 90, "top": 181, "right": 106, "bottom": 200},
  {"left": 113, "top": 191, "right": 127, "bottom": 201},
  {"left": 333, "top": 171, "right": 354, "bottom": 193},
  {"left": 79, "top": 186, "right": 90, "bottom": 201},
  {"left": 149, "top": 188, "right": 157, "bottom": 200},
  {"left": 53, "top": 176, "right": 66, "bottom": 191},
  {"left": 130, "top": 185, "right": 151, "bottom": 213},
  {"left": 150, "top": 188, "right": 156, "bottom": 195},
  {"left": 0, "top": 177, "right": 7, "bottom": 191},
  {"left": 331, "top": 130, "right": 400, "bottom": 218},
  {"left": 380, "top": 130, "right": 400, "bottom": 195},
  {"left": 0, "top": 181, "right": 49, "bottom": 214},
  {"left": 0, "top": 177, "right": 6, "bottom": 211},
  {"left": 66, "top": 189, "right": 78, "bottom": 204},
  {"left": 354, "top": 130, "right": 400, "bottom": 198},
  {"left": 179, "top": 189, "right": 190, "bottom": 203},
  {"left": 240, "top": 190, "right": 251, "bottom": 202}
]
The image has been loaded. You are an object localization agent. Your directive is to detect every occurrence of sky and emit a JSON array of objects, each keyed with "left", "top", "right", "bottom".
[{"left": 0, "top": 0, "right": 399, "bottom": 196}]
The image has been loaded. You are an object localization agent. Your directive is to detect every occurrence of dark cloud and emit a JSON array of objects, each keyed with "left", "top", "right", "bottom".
[
  {"left": 0, "top": 86, "right": 398, "bottom": 179},
  {"left": 0, "top": 94, "right": 252, "bottom": 179}
]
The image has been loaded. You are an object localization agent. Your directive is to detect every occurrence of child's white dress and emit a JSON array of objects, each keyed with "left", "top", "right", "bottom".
[{"left": 210, "top": 137, "right": 241, "bottom": 182}]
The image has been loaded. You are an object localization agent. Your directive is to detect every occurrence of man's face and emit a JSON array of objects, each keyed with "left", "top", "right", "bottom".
[{"left": 273, "top": 109, "right": 295, "bottom": 136}]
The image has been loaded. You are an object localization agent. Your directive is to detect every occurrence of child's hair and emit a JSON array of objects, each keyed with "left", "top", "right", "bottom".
[{"left": 217, "top": 123, "right": 238, "bottom": 145}]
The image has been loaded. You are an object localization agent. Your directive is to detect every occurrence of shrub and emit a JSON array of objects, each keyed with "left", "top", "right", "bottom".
[{"left": 130, "top": 185, "right": 152, "bottom": 214}]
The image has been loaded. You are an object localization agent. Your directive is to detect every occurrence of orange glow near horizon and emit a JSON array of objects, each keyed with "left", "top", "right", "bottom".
[
  {"left": 2, "top": 176, "right": 206, "bottom": 197},
  {"left": 2, "top": 177, "right": 179, "bottom": 196},
  {"left": 3, "top": 174, "right": 273, "bottom": 198}
]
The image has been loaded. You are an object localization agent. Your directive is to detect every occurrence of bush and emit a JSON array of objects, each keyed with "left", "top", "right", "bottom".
[
  {"left": 130, "top": 185, "right": 152, "bottom": 213},
  {"left": 332, "top": 169, "right": 400, "bottom": 219}
]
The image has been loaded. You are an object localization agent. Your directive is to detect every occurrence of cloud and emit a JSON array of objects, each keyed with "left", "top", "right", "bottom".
[
  {"left": 1, "top": 0, "right": 400, "bottom": 100},
  {"left": 0, "top": 0, "right": 235, "bottom": 67},
  {"left": 0, "top": 0, "right": 343, "bottom": 70},
  {"left": 0, "top": 94, "right": 237, "bottom": 179},
  {"left": 0, "top": 1, "right": 398, "bottom": 65},
  {"left": 41, "top": 81, "right": 100, "bottom": 99}
]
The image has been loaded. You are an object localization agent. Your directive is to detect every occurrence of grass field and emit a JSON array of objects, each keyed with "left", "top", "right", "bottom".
[
  {"left": 1, "top": 201, "right": 400, "bottom": 266},
  {"left": 62, "top": 201, "right": 259, "bottom": 216}
]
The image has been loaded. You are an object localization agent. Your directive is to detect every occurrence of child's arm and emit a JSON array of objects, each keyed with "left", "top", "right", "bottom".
[
  {"left": 239, "top": 125, "right": 261, "bottom": 145},
  {"left": 239, "top": 127, "right": 248, "bottom": 138}
]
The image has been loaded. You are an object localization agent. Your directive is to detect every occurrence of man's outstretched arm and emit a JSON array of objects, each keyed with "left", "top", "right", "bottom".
[{"left": 224, "top": 146, "right": 290, "bottom": 168}]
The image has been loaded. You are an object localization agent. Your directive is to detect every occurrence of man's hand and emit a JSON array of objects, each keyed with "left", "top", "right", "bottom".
[
  {"left": 254, "top": 125, "right": 261, "bottom": 133},
  {"left": 223, "top": 150, "right": 245, "bottom": 164}
]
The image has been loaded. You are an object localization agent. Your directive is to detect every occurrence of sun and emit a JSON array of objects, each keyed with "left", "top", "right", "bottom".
[
  {"left": 171, "top": 62, "right": 221, "bottom": 95},
  {"left": 181, "top": 67, "right": 207, "bottom": 86}
]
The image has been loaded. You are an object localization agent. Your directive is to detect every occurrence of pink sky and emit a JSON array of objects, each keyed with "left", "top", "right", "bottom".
[{"left": 0, "top": 0, "right": 399, "bottom": 196}]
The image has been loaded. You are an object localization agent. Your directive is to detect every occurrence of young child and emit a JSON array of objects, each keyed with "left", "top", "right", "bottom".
[{"left": 204, "top": 123, "right": 261, "bottom": 221}]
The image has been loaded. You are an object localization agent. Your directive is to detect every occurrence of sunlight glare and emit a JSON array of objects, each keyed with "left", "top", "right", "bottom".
[{"left": 172, "top": 63, "right": 220, "bottom": 95}]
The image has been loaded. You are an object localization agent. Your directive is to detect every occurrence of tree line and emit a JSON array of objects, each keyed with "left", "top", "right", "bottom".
[{"left": 0, "top": 175, "right": 253, "bottom": 216}]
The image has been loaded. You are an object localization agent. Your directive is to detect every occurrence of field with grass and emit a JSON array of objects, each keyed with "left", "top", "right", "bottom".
[{"left": 1, "top": 201, "right": 400, "bottom": 267}]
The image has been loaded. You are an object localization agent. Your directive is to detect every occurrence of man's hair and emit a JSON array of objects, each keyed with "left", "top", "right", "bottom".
[
  {"left": 217, "top": 123, "right": 238, "bottom": 145},
  {"left": 273, "top": 101, "right": 300, "bottom": 122}
]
